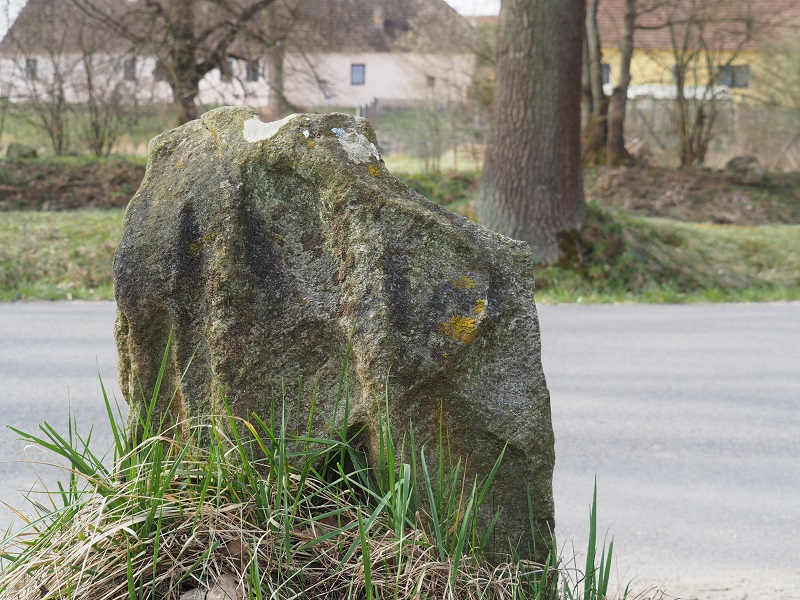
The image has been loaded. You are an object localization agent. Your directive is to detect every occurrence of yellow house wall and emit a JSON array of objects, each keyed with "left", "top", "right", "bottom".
[{"left": 600, "top": 47, "right": 764, "bottom": 103}]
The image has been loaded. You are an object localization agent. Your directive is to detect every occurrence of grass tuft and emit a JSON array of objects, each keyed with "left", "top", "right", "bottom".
[{"left": 0, "top": 343, "right": 652, "bottom": 599}]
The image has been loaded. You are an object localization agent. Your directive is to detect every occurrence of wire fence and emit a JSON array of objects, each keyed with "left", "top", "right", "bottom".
[
  {"left": 357, "top": 98, "right": 489, "bottom": 172},
  {"left": 358, "top": 96, "right": 800, "bottom": 171}
]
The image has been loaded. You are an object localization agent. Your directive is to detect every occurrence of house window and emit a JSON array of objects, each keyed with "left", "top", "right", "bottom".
[
  {"left": 220, "top": 59, "right": 233, "bottom": 83},
  {"left": 153, "top": 61, "right": 168, "bottom": 82},
  {"left": 426, "top": 75, "right": 436, "bottom": 88},
  {"left": 719, "top": 65, "right": 749, "bottom": 88},
  {"left": 24, "top": 57, "right": 37, "bottom": 81},
  {"left": 351, "top": 64, "right": 365, "bottom": 86},
  {"left": 601, "top": 63, "right": 610, "bottom": 85},
  {"left": 123, "top": 57, "right": 137, "bottom": 81},
  {"left": 246, "top": 60, "right": 260, "bottom": 82}
]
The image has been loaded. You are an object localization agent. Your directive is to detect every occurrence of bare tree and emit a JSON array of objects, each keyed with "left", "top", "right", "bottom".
[
  {"left": 477, "top": 0, "right": 586, "bottom": 265},
  {"left": 589, "top": 0, "right": 667, "bottom": 166},
  {"left": 4, "top": 4, "right": 75, "bottom": 155},
  {"left": 2, "top": 0, "right": 144, "bottom": 156},
  {"left": 753, "top": 30, "right": 800, "bottom": 115},
  {"left": 68, "top": 0, "right": 282, "bottom": 124},
  {"left": 76, "top": 42, "right": 141, "bottom": 157},
  {"left": 582, "top": 0, "right": 609, "bottom": 163},
  {"left": 605, "top": 0, "right": 636, "bottom": 165},
  {"left": 639, "top": 0, "right": 788, "bottom": 167}
]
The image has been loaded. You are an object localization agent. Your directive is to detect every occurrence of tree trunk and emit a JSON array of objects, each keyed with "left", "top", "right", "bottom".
[
  {"left": 582, "top": 0, "right": 608, "bottom": 162},
  {"left": 607, "top": 0, "right": 635, "bottom": 165},
  {"left": 267, "top": 44, "right": 291, "bottom": 115},
  {"left": 169, "top": 0, "right": 199, "bottom": 125},
  {"left": 477, "top": 0, "right": 586, "bottom": 265}
]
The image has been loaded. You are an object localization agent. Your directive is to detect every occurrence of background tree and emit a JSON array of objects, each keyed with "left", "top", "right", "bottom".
[
  {"left": 585, "top": 0, "right": 662, "bottom": 166},
  {"left": 1, "top": 0, "right": 143, "bottom": 156},
  {"left": 68, "top": 0, "right": 283, "bottom": 125},
  {"left": 76, "top": 37, "right": 142, "bottom": 157},
  {"left": 638, "top": 0, "right": 788, "bottom": 167},
  {"left": 582, "top": 0, "right": 609, "bottom": 163},
  {"left": 477, "top": 0, "right": 586, "bottom": 264},
  {"left": 605, "top": 0, "right": 636, "bottom": 165},
  {"left": 4, "top": 1, "right": 75, "bottom": 155}
]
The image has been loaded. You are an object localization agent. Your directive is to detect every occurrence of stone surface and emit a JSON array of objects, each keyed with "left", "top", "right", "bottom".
[
  {"left": 724, "top": 155, "right": 766, "bottom": 185},
  {"left": 206, "top": 574, "right": 244, "bottom": 600},
  {"left": 6, "top": 142, "right": 37, "bottom": 159},
  {"left": 114, "top": 106, "right": 555, "bottom": 559}
]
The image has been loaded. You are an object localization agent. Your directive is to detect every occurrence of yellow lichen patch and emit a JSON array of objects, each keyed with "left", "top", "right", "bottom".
[
  {"left": 177, "top": 163, "right": 186, "bottom": 170},
  {"left": 368, "top": 165, "right": 382, "bottom": 177},
  {"left": 473, "top": 298, "right": 487, "bottom": 315},
  {"left": 451, "top": 275, "right": 477, "bottom": 290},
  {"left": 203, "top": 122, "right": 223, "bottom": 159},
  {"left": 307, "top": 140, "right": 316, "bottom": 149},
  {"left": 188, "top": 231, "right": 218, "bottom": 257},
  {"left": 439, "top": 315, "right": 478, "bottom": 344}
]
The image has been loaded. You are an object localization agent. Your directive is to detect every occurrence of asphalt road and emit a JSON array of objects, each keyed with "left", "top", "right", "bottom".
[{"left": 0, "top": 301, "right": 798, "bottom": 599}]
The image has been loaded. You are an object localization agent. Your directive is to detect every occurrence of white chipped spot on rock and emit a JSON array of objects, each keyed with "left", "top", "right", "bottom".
[
  {"left": 243, "top": 114, "right": 297, "bottom": 143},
  {"left": 331, "top": 127, "right": 381, "bottom": 164},
  {"left": 303, "top": 129, "right": 310, "bottom": 139},
  {"left": 369, "top": 143, "right": 381, "bottom": 161}
]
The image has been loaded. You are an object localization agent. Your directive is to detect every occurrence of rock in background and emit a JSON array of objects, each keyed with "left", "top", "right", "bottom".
[{"left": 114, "top": 106, "right": 555, "bottom": 559}]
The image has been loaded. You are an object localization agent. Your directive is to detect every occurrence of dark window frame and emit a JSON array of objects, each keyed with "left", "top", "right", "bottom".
[
  {"left": 351, "top": 63, "right": 366, "bottom": 86},
  {"left": 246, "top": 59, "right": 260, "bottom": 83},
  {"left": 719, "top": 64, "right": 750, "bottom": 88},
  {"left": 220, "top": 59, "right": 234, "bottom": 83},
  {"left": 123, "top": 57, "right": 137, "bottom": 82},
  {"left": 601, "top": 63, "right": 610, "bottom": 85},
  {"left": 24, "top": 57, "right": 37, "bottom": 81}
]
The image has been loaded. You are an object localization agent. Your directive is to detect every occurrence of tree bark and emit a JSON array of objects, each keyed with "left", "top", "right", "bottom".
[
  {"left": 477, "top": 0, "right": 586, "bottom": 265},
  {"left": 607, "top": 0, "right": 635, "bottom": 165}
]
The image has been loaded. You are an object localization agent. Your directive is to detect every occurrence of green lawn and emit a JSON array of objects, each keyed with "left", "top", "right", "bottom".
[
  {"left": 0, "top": 209, "right": 122, "bottom": 301},
  {"left": 1, "top": 204, "right": 798, "bottom": 303}
]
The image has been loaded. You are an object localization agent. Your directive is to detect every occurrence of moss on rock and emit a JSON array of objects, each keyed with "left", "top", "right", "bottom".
[{"left": 114, "top": 106, "right": 555, "bottom": 560}]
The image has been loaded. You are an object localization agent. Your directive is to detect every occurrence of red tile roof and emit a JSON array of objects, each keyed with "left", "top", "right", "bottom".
[{"left": 598, "top": 0, "right": 800, "bottom": 52}]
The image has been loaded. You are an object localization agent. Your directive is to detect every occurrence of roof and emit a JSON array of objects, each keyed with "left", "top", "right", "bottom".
[
  {"left": 288, "top": 0, "right": 474, "bottom": 54},
  {"left": 0, "top": 0, "right": 475, "bottom": 57},
  {"left": 597, "top": 0, "right": 800, "bottom": 52}
]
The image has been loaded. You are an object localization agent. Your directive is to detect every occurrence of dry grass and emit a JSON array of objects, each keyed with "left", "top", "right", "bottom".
[
  {"left": 0, "top": 359, "right": 555, "bottom": 600},
  {"left": 1, "top": 441, "right": 533, "bottom": 600}
]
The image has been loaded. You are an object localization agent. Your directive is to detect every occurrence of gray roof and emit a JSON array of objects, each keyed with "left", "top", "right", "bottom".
[{"left": 0, "top": 0, "right": 475, "bottom": 57}]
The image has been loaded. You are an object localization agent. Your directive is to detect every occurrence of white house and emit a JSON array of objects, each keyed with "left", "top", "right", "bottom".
[{"left": 0, "top": 0, "right": 477, "bottom": 113}]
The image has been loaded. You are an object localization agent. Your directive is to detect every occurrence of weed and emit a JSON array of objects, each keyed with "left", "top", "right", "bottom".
[{"left": 0, "top": 341, "right": 639, "bottom": 599}]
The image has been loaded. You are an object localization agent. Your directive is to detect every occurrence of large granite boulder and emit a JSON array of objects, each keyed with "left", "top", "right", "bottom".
[
  {"left": 724, "top": 155, "right": 766, "bottom": 185},
  {"left": 114, "top": 106, "right": 555, "bottom": 559},
  {"left": 6, "top": 142, "right": 38, "bottom": 159}
]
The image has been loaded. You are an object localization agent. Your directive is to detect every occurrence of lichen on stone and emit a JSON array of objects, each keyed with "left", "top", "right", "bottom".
[
  {"left": 438, "top": 314, "right": 479, "bottom": 344},
  {"left": 114, "top": 106, "right": 555, "bottom": 563}
]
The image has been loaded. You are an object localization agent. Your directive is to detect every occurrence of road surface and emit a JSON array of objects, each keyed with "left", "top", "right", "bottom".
[{"left": 0, "top": 301, "right": 798, "bottom": 599}]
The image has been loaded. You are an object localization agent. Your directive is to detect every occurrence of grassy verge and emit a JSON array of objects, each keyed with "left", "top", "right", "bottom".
[
  {"left": 536, "top": 204, "right": 800, "bottom": 303},
  {"left": 0, "top": 209, "right": 122, "bottom": 301},
  {"left": 1, "top": 203, "right": 798, "bottom": 304},
  {"left": 0, "top": 343, "right": 632, "bottom": 599}
]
